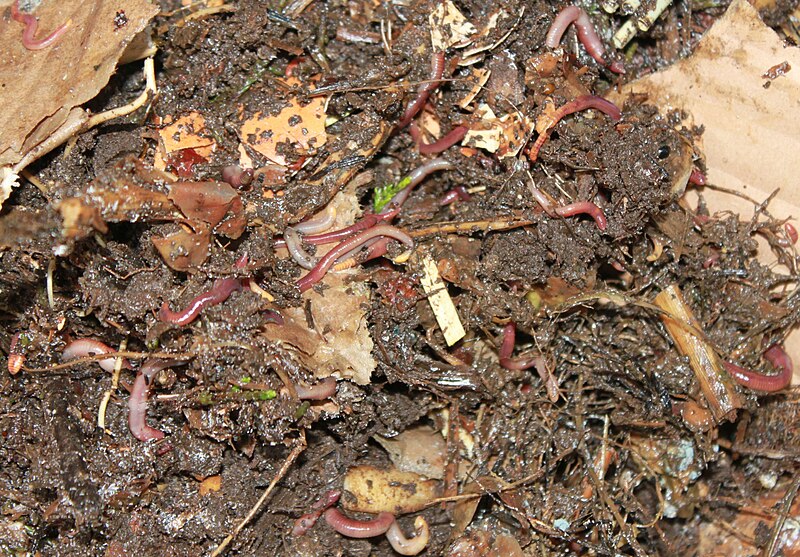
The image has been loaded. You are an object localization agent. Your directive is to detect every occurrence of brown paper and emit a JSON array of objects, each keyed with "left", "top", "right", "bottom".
[{"left": 616, "top": 0, "right": 800, "bottom": 384}]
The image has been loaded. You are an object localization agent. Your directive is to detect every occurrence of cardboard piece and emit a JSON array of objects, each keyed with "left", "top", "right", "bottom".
[{"left": 616, "top": 0, "right": 800, "bottom": 384}]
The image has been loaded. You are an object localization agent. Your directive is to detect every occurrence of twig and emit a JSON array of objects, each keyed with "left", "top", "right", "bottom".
[
  {"left": 85, "top": 57, "right": 157, "bottom": 128},
  {"left": 409, "top": 217, "right": 535, "bottom": 238},
  {"left": 23, "top": 351, "right": 195, "bottom": 372},
  {"left": 97, "top": 338, "right": 127, "bottom": 434},
  {"left": 764, "top": 475, "right": 800, "bottom": 557},
  {"left": 210, "top": 432, "right": 307, "bottom": 556}
]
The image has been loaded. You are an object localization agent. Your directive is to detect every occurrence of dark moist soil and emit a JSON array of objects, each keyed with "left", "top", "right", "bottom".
[{"left": 2, "top": 0, "right": 800, "bottom": 556}]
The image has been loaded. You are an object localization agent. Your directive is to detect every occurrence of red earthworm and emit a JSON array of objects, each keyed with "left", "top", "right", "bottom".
[
  {"left": 499, "top": 323, "right": 559, "bottom": 402},
  {"left": 387, "top": 158, "right": 455, "bottom": 210},
  {"left": 297, "top": 225, "right": 414, "bottom": 292},
  {"left": 295, "top": 376, "right": 337, "bottom": 400},
  {"left": 724, "top": 344, "right": 793, "bottom": 392},
  {"left": 688, "top": 168, "right": 707, "bottom": 186},
  {"left": 545, "top": 6, "right": 623, "bottom": 74},
  {"left": 785, "top": 223, "right": 798, "bottom": 245},
  {"left": 275, "top": 213, "right": 387, "bottom": 250},
  {"left": 158, "top": 277, "right": 242, "bottom": 326},
  {"left": 62, "top": 339, "right": 132, "bottom": 373},
  {"left": 554, "top": 201, "right": 607, "bottom": 231},
  {"left": 11, "top": 0, "right": 70, "bottom": 51},
  {"left": 129, "top": 359, "right": 184, "bottom": 442},
  {"left": 285, "top": 56, "right": 306, "bottom": 78},
  {"left": 386, "top": 517, "right": 431, "bottom": 555},
  {"left": 323, "top": 508, "right": 395, "bottom": 538},
  {"left": 292, "top": 490, "right": 342, "bottom": 536},
  {"left": 8, "top": 333, "right": 24, "bottom": 375},
  {"left": 409, "top": 123, "right": 468, "bottom": 155},
  {"left": 221, "top": 165, "right": 253, "bottom": 189},
  {"left": 528, "top": 95, "right": 622, "bottom": 162},
  {"left": 397, "top": 50, "right": 446, "bottom": 129},
  {"left": 440, "top": 185, "right": 472, "bottom": 206}
]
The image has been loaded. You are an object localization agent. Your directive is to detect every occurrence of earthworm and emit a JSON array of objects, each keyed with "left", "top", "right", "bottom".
[
  {"left": 385, "top": 517, "right": 431, "bottom": 556},
  {"left": 297, "top": 225, "right": 414, "bottom": 292},
  {"left": 11, "top": 0, "right": 70, "bottom": 51},
  {"left": 284, "top": 227, "right": 318, "bottom": 270},
  {"left": 62, "top": 339, "right": 131, "bottom": 373},
  {"left": 409, "top": 123, "right": 468, "bottom": 155},
  {"left": 724, "top": 344, "right": 793, "bottom": 392},
  {"left": 8, "top": 333, "right": 24, "bottom": 375},
  {"left": 387, "top": 158, "right": 455, "bottom": 209},
  {"left": 440, "top": 186, "right": 472, "bottom": 206},
  {"left": 292, "top": 490, "right": 342, "bottom": 536},
  {"left": 129, "top": 359, "right": 184, "bottom": 442},
  {"left": 158, "top": 277, "right": 242, "bottom": 326},
  {"left": 285, "top": 56, "right": 306, "bottom": 78},
  {"left": 499, "top": 323, "right": 559, "bottom": 402},
  {"left": 545, "top": 6, "right": 623, "bottom": 73},
  {"left": 295, "top": 377, "right": 337, "bottom": 400},
  {"left": 688, "top": 168, "right": 707, "bottom": 186},
  {"left": 221, "top": 165, "right": 254, "bottom": 189},
  {"left": 555, "top": 201, "right": 608, "bottom": 231},
  {"left": 283, "top": 207, "right": 338, "bottom": 268},
  {"left": 785, "top": 223, "right": 798, "bottom": 245},
  {"left": 397, "top": 50, "right": 446, "bottom": 129},
  {"left": 323, "top": 508, "right": 395, "bottom": 538},
  {"left": 528, "top": 95, "right": 622, "bottom": 161}
]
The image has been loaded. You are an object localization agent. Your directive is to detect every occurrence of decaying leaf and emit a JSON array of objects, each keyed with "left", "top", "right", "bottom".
[
  {"left": 374, "top": 425, "right": 447, "bottom": 479},
  {"left": 456, "top": 68, "right": 491, "bottom": 110},
  {"left": 463, "top": 103, "right": 533, "bottom": 158},
  {"left": 240, "top": 79, "right": 327, "bottom": 166},
  {"left": 0, "top": 0, "right": 159, "bottom": 168},
  {"left": 151, "top": 226, "right": 211, "bottom": 272},
  {"left": 342, "top": 465, "right": 441, "bottom": 514},
  {"left": 155, "top": 111, "right": 216, "bottom": 175},
  {"left": 429, "top": 0, "right": 477, "bottom": 51},
  {"left": 168, "top": 181, "right": 239, "bottom": 228}
]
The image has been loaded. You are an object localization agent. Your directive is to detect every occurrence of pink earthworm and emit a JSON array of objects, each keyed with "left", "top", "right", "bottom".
[
  {"left": 555, "top": 201, "right": 608, "bottom": 231},
  {"left": 409, "top": 123, "right": 469, "bottom": 155},
  {"left": 292, "top": 490, "right": 342, "bottom": 536},
  {"left": 283, "top": 207, "right": 339, "bottom": 269},
  {"left": 297, "top": 225, "right": 414, "bottom": 292},
  {"left": 724, "top": 344, "right": 794, "bottom": 392},
  {"left": 386, "top": 517, "right": 431, "bottom": 555},
  {"left": 158, "top": 277, "right": 242, "bottom": 326},
  {"left": 11, "top": 0, "right": 70, "bottom": 51},
  {"left": 386, "top": 158, "right": 455, "bottom": 210},
  {"left": 8, "top": 333, "right": 24, "bottom": 375},
  {"left": 440, "top": 185, "right": 472, "bottom": 206},
  {"left": 527, "top": 179, "right": 606, "bottom": 231},
  {"left": 397, "top": 50, "right": 446, "bottom": 129},
  {"left": 785, "top": 223, "right": 798, "bottom": 245},
  {"left": 129, "top": 359, "right": 184, "bottom": 442},
  {"left": 323, "top": 508, "right": 395, "bottom": 538},
  {"left": 688, "top": 168, "right": 707, "bottom": 186},
  {"left": 221, "top": 165, "right": 254, "bottom": 189},
  {"left": 545, "top": 6, "right": 623, "bottom": 73},
  {"left": 295, "top": 377, "right": 337, "bottom": 400},
  {"left": 62, "top": 339, "right": 132, "bottom": 373},
  {"left": 528, "top": 95, "right": 622, "bottom": 162},
  {"left": 499, "top": 323, "right": 559, "bottom": 402}
]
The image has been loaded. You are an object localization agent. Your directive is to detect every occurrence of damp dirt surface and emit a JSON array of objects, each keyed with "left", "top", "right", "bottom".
[{"left": 2, "top": 0, "right": 800, "bottom": 556}]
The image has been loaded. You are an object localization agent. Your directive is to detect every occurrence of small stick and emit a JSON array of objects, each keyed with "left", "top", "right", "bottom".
[
  {"left": 210, "top": 433, "right": 306, "bottom": 556},
  {"left": 654, "top": 284, "right": 744, "bottom": 423}
]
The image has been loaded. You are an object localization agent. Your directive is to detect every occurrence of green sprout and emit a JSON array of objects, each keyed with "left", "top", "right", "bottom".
[{"left": 373, "top": 175, "right": 411, "bottom": 213}]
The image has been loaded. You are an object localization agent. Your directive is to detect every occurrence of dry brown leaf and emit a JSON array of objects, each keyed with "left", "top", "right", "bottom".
[
  {"left": 463, "top": 103, "right": 533, "bottom": 159},
  {"left": 341, "top": 465, "right": 441, "bottom": 514},
  {"left": 615, "top": 0, "right": 800, "bottom": 385},
  {"left": 0, "top": 0, "right": 158, "bottom": 168},
  {"left": 429, "top": 0, "right": 477, "bottom": 51},
  {"left": 240, "top": 80, "right": 327, "bottom": 166},
  {"left": 158, "top": 112, "right": 215, "bottom": 154},
  {"left": 151, "top": 226, "right": 211, "bottom": 272}
]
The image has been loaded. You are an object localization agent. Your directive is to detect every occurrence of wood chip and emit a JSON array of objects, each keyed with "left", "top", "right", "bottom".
[{"left": 415, "top": 253, "right": 465, "bottom": 346}]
